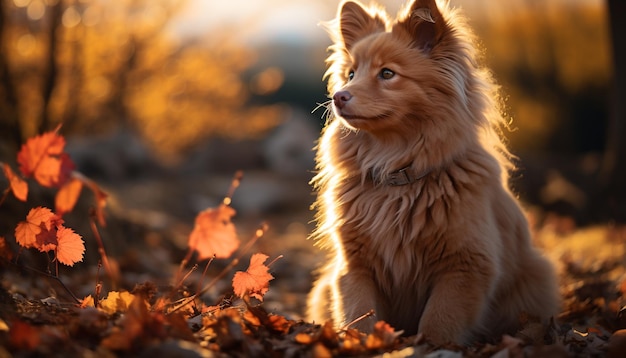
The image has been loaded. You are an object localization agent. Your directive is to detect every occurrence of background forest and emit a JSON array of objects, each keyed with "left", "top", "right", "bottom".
[{"left": 0, "top": 0, "right": 625, "bottom": 356}]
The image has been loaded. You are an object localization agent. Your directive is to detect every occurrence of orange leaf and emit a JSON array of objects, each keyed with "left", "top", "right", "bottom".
[
  {"left": 188, "top": 204, "right": 239, "bottom": 260},
  {"left": 17, "top": 130, "right": 64, "bottom": 176},
  {"left": 14, "top": 207, "right": 56, "bottom": 249},
  {"left": 2, "top": 164, "right": 28, "bottom": 201},
  {"left": 16, "top": 127, "right": 75, "bottom": 188},
  {"left": 80, "top": 295, "right": 95, "bottom": 308},
  {"left": 232, "top": 253, "right": 274, "bottom": 301},
  {"left": 55, "top": 177, "right": 83, "bottom": 215},
  {"left": 365, "top": 321, "right": 400, "bottom": 350},
  {"left": 55, "top": 226, "right": 84, "bottom": 266}
]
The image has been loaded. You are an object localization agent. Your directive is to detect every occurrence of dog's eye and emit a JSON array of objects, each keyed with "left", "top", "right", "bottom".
[
  {"left": 348, "top": 70, "right": 355, "bottom": 81},
  {"left": 380, "top": 68, "right": 395, "bottom": 79}
]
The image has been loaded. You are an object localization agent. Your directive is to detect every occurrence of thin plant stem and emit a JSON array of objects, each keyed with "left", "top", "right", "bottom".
[
  {"left": 196, "top": 256, "right": 215, "bottom": 295},
  {"left": 0, "top": 187, "right": 10, "bottom": 207},
  {"left": 88, "top": 210, "right": 117, "bottom": 287}
]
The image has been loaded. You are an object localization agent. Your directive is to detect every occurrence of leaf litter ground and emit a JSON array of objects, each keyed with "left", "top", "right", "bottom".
[
  {"left": 0, "top": 129, "right": 625, "bottom": 356},
  {"left": 1, "top": 210, "right": 625, "bottom": 357}
]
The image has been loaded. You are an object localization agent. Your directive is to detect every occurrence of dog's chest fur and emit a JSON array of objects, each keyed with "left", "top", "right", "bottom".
[{"left": 335, "top": 141, "right": 494, "bottom": 293}]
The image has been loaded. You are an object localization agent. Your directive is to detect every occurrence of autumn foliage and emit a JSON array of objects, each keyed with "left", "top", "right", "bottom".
[
  {"left": 1, "top": 128, "right": 279, "bottom": 301},
  {"left": 232, "top": 253, "right": 275, "bottom": 301},
  {"left": 16, "top": 124, "right": 74, "bottom": 188},
  {"left": 0, "top": 127, "right": 302, "bottom": 355},
  {"left": 2, "top": 164, "right": 27, "bottom": 202},
  {"left": 188, "top": 204, "right": 239, "bottom": 260},
  {"left": 1, "top": 127, "right": 103, "bottom": 268},
  {"left": 1, "top": 126, "right": 107, "bottom": 222},
  {"left": 14, "top": 207, "right": 84, "bottom": 266}
]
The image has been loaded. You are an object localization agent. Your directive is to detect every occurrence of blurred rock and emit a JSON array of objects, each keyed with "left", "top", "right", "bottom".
[
  {"left": 66, "top": 128, "right": 162, "bottom": 182},
  {"left": 263, "top": 109, "right": 318, "bottom": 178}
]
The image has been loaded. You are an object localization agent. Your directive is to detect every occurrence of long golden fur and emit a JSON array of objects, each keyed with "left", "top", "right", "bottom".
[{"left": 307, "top": 0, "right": 559, "bottom": 345}]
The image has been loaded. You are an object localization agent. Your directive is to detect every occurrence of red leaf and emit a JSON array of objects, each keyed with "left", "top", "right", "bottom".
[
  {"left": 14, "top": 207, "right": 56, "bottom": 249},
  {"left": 55, "top": 225, "right": 84, "bottom": 266},
  {"left": 2, "top": 163, "right": 28, "bottom": 201},
  {"left": 188, "top": 204, "right": 239, "bottom": 260},
  {"left": 55, "top": 177, "right": 83, "bottom": 215},
  {"left": 232, "top": 253, "right": 274, "bottom": 301},
  {"left": 16, "top": 127, "right": 75, "bottom": 188},
  {"left": 9, "top": 320, "right": 40, "bottom": 350},
  {"left": 35, "top": 221, "right": 58, "bottom": 252}
]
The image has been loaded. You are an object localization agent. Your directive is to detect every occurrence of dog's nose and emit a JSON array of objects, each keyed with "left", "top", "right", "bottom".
[{"left": 333, "top": 91, "right": 352, "bottom": 109}]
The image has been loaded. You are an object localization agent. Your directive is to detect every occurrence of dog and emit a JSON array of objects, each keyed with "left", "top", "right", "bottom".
[{"left": 307, "top": 0, "right": 559, "bottom": 345}]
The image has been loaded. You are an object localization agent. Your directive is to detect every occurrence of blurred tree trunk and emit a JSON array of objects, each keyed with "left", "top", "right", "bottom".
[
  {"left": 0, "top": 1, "right": 22, "bottom": 150},
  {"left": 39, "top": 0, "right": 63, "bottom": 133},
  {"left": 601, "top": 0, "right": 626, "bottom": 221}
]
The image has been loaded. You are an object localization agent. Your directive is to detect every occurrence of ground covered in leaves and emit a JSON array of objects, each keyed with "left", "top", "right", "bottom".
[
  {"left": 1, "top": 209, "right": 626, "bottom": 357},
  {"left": 1, "top": 129, "right": 626, "bottom": 357}
]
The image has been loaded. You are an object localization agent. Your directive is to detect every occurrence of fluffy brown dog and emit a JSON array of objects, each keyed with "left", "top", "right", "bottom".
[{"left": 307, "top": 0, "right": 560, "bottom": 345}]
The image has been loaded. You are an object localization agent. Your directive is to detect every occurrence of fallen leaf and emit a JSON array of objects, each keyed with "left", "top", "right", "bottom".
[
  {"left": 319, "top": 320, "right": 339, "bottom": 347},
  {"left": 232, "top": 253, "right": 274, "bottom": 301},
  {"left": 2, "top": 163, "right": 28, "bottom": 201},
  {"left": 294, "top": 332, "right": 314, "bottom": 345},
  {"left": 267, "top": 314, "right": 292, "bottom": 335},
  {"left": 99, "top": 291, "right": 138, "bottom": 314},
  {"left": 80, "top": 295, "right": 95, "bottom": 308},
  {"left": 188, "top": 204, "right": 239, "bottom": 260},
  {"left": 9, "top": 319, "right": 40, "bottom": 350},
  {"left": 55, "top": 177, "right": 83, "bottom": 215},
  {"left": 365, "top": 321, "right": 400, "bottom": 350},
  {"left": 101, "top": 296, "right": 164, "bottom": 351}
]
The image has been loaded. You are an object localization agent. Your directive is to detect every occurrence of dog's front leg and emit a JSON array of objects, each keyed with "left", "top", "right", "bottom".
[
  {"left": 418, "top": 259, "right": 494, "bottom": 345},
  {"left": 335, "top": 265, "right": 381, "bottom": 333}
]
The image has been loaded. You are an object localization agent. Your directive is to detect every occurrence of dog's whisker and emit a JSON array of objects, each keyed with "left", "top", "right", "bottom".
[{"left": 312, "top": 100, "right": 333, "bottom": 121}]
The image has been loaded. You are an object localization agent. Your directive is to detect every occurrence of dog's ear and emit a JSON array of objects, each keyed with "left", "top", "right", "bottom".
[
  {"left": 339, "top": 1, "right": 386, "bottom": 50},
  {"left": 397, "top": 0, "right": 446, "bottom": 52}
]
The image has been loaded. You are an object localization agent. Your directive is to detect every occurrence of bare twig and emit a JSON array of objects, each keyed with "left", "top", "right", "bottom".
[
  {"left": 169, "top": 258, "right": 239, "bottom": 314},
  {"left": 342, "top": 309, "right": 376, "bottom": 331},
  {"left": 222, "top": 170, "right": 243, "bottom": 206},
  {"left": 0, "top": 187, "right": 10, "bottom": 207},
  {"left": 10, "top": 261, "right": 80, "bottom": 304}
]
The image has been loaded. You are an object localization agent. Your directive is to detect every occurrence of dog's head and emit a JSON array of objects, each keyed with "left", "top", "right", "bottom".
[{"left": 325, "top": 0, "right": 492, "bottom": 145}]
